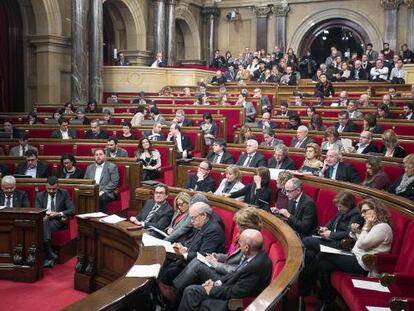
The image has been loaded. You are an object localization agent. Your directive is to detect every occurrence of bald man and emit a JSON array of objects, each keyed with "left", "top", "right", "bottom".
[{"left": 178, "top": 229, "right": 272, "bottom": 311}]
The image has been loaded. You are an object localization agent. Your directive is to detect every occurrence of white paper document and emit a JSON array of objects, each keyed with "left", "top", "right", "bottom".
[
  {"left": 77, "top": 212, "right": 108, "bottom": 219},
  {"left": 320, "top": 244, "right": 353, "bottom": 256},
  {"left": 99, "top": 214, "right": 126, "bottom": 224},
  {"left": 352, "top": 279, "right": 390, "bottom": 293},
  {"left": 142, "top": 233, "right": 176, "bottom": 253},
  {"left": 148, "top": 225, "right": 169, "bottom": 238},
  {"left": 125, "top": 264, "right": 161, "bottom": 278},
  {"left": 197, "top": 252, "right": 212, "bottom": 267},
  {"left": 366, "top": 307, "right": 391, "bottom": 311}
]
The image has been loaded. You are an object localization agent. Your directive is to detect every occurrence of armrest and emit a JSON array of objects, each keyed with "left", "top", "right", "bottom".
[
  {"left": 382, "top": 273, "right": 414, "bottom": 296},
  {"left": 362, "top": 253, "right": 399, "bottom": 273},
  {"left": 228, "top": 299, "right": 244, "bottom": 311},
  {"left": 390, "top": 297, "right": 414, "bottom": 311}
]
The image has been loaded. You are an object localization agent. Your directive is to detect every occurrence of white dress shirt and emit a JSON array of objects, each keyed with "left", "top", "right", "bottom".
[{"left": 94, "top": 163, "right": 104, "bottom": 184}]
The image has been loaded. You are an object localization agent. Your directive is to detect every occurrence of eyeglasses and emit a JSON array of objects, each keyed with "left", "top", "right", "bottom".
[
  {"left": 176, "top": 202, "right": 187, "bottom": 207},
  {"left": 154, "top": 191, "right": 166, "bottom": 195},
  {"left": 198, "top": 166, "right": 209, "bottom": 171},
  {"left": 284, "top": 188, "right": 298, "bottom": 193},
  {"left": 190, "top": 213, "right": 202, "bottom": 221},
  {"left": 361, "top": 208, "right": 371, "bottom": 214}
]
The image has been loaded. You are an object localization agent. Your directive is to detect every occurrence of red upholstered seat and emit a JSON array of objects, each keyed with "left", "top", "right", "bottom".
[
  {"left": 261, "top": 227, "right": 278, "bottom": 253},
  {"left": 212, "top": 207, "right": 235, "bottom": 251},
  {"left": 76, "top": 144, "right": 102, "bottom": 156},
  {"left": 106, "top": 163, "right": 130, "bottom": 214},
  {"left": 383, "top": 164, "right": 404, "bottom": 184},
  {"left": 315, "top": 189, "right": 338, "bottom": 226},
  {"left": 42, "top": 143, "right": 74, "bottom": 156},
  {"left": 342, "top": 158, "right": 365, "bottom": 181},
  {"left": 276, "top": 134, "right": 293, "bottom": 146},
  {"left": 269, "top": 241, "right": 286, "bottom": 280},
  {"left": 303, "top": 185, "right": 319, "bottom": 201}
]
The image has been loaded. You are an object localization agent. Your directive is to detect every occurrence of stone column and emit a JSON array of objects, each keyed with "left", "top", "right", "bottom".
[
  {"left": 153, "top": 0, "right": 166, "bottom": 58},
  {"left": 202, "top": 7, "right": 220, "bottom": 67},
  {"left": 405, "top": 0, "right": 414, "bottom": 50},
  {"left": 254, "top": 6, "right": 271, "bottom": 51},
  {"left": 381, "top": 0, "right": 402, "bottom": 51},
  {"left": 89, "top": 0, "right": 103, "bottom": 104},
  {"left": 166, "top": 0, "right": 176, "bottom": 65},
  {"left": 272, "top": 2, "right": 290, "bottom": 52},
  {"left": 71, "top": 0, "right": 88, "bottom": 105}
]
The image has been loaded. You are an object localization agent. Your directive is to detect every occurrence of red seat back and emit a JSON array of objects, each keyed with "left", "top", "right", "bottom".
[
  {"left": 395, "top": 221, "right": 414, "bottom": 274},
  {"left": 212, "top": 207, "right": 235, "bottom": 251},
  {"left": 303, "top": 185, "right": 320, "bottom": 201},
  {"left": 315, "top": 189, "right": 338, "bottom": 226},
  {"left": 268, "top": 241, "right": 286, "bottom": 280},
  {"left": 389, "top": 209, "right": 410, "bottom": 254},
  {"left": 261, "top": 227, "right": 278, "bottom": 253}
]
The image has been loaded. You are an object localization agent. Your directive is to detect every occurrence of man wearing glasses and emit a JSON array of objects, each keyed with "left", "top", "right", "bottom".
[
  {"left": 184, "top": 160, "right": 216, "bottom": 193},
  {"left": 15, "top": 149, "right": 51, "bottom": 178},
  {"left": 276, "top": 177, "right": 317, "bottom": 237},
  {"left": 354, "top": 131, "right": 378, "bottom": 154}
]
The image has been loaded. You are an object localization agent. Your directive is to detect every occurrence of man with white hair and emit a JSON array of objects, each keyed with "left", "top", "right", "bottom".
[
  {"left": 0, "top": 175, "right": 30, "bottom": 207},
  {"left": 290, "top": 125, "right": 314, "bottom": 149},
  {"left": 354, "top": 131, "right": 378, "bottom": 154},
  {"left": 332, "top": 90, "right": 349, "bottom": 107},
  {"left": 267, "top": 144, "right": 296, "bottom": 170},
  {"left": 350, "top": 60, "right": 367, "bottom": 81},
  {"left": 320, "top": 149, "right": 360, "bottom": 183},
  {"left": 236, "top": 139, "right": 266, "bottom": 168}
]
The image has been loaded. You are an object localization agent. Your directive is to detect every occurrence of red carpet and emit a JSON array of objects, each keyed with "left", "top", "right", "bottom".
[{"left": 0, "top": 257, "right": 87, "bottom": 311}]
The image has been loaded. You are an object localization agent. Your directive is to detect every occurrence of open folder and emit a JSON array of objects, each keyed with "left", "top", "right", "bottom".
[
  {"left": 126, "top": 264, "right": 161, "bottom": 278},
  {"left": 142, "top": 233, "right": 176, "bottom": 253}
]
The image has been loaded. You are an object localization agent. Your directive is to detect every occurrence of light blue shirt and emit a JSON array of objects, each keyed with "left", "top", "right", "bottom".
[{"left": 25, "top": 166, "right": 37, "bottom": 178}]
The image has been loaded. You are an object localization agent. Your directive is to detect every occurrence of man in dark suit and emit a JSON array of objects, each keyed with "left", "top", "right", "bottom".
[
  {"left": 167, "top": 123, "right": 193, "bottom": 159},
  {"left": 210, "top": 70, "right": 227, "bottom": 85},
  {"left": 267, "top": 144, "right": 296, "bottom": 170},
  {"left": 105, "top": 136, "right": 128, "bottom": 158},
  {"left": 224, "top": 65, "right": 237, "bottom": 82},
  {"left": 320, "top": 149, "right": 361, "bottom": 183},
  {"left": 276, "top": 102, "right": 294, "bottom": 118},
  {"left": 184, "top": 161, "right": 216, "bottom": 192},
  {"left": 354, "top": 131, "right": 378, "bottom": 154},
  {"left": 150, "top": 52, "right": 166, "bottom": 67},
  {"left": 50, "top": 118, "right": 77, "bottom": 139},
  {"left": 253, "top": 88, "right": 271, "bottom": 113},
  {"left": 290, "top": 125, "right": 314, "bottom": 149},
  {"left": 143, "top": 122, "right": 166, "bottom": 141},
  {"left": 177, "top": 229, "right": 272, "bottom": 311},
  {"left": 9, "top": 133, "right": 38, "bottom": 157},
  {"left": 278, "top": 178, "right": 318, "bottom": 237},
  {"left": 84, "top": 148, "right": 120, "bottom": 212},
  {"left": 403, "top": 103, "right": 414, "bottom": 120},
  {"left": 236, "top": 139, "right": 266, "bottom": 168},
  {"left": 174, "top": 110, "right": 193, "bottom": 127},
  {"left": 333, "top": 111, "right": 358, "bottom": 133},
  {"left": 84, "top": 119, "right": 109, "bottom": 140},
  {"left": 2, "top": 119, "right": 21, "bottom": 139},
  {"left": 15, "top": 149, "right": 51, "bottom": 178},
  {"left": 256, "top": 112, "right": 277, "bottom": 130},
  {"left": 260, "top": 128, "right": 283, "bottom": 148},
  {"left": 350, "top": 60, "right": 367, "bottom": 80},
  {"left": 130, "top": 184, "right": 173, "bottom": 232},
  {"left": 114, "top": 52, "right": 129, "bottom": 66},
  {"left": 35, "top": 176, "right": 75, "bottom": 267},
  {"left": 0, "top": 175, "right": 30, "bottom": 207},
  {"left": 205, "top": 138, "right": 234, "bottom": 164}
]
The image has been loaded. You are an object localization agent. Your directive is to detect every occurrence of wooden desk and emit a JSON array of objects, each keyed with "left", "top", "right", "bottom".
[{"left": 0, "top": 208, "right": 45, "bottom": 282}]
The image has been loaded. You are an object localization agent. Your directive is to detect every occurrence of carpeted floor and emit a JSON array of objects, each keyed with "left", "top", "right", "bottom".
[{"left": 0, "top": 257, "right": 87, "bottom": 311}]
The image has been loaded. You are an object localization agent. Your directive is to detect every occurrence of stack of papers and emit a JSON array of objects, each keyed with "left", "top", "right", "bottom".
[
  {"left": 126, "top": 264, "right": 161, "bottom": 278},
  {"left": 197, "top": 252, "right": 212, "bottom": 267},
  {"left": 142, "top": 233, "right": 175, "bottom": 253},
  {"left": 366, "top": 307, "right": 391, "bottom": 311},
  {"left": 77, "top": 212, "right": 108, "bottom": 219},
  {"left": 320, "top": 244, "right": 353, "bottom": 256},
  {"left": 99, "top": 214, "right": 126, "bottom": 224},
  {"left": 352, "top": 279, "right": 390, "bottom": 293}
]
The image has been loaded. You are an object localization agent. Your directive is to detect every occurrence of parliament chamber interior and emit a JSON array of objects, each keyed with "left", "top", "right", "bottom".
[{"left": 1, "top": 0, "right": 414, "bottom": 310}]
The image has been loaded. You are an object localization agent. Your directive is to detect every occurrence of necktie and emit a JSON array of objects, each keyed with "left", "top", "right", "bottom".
[
  {"left": 145, "top": 204, "right": 160, "bottom": 222},
  {"left": 235, "top": 255, "right": 247, "bottom": 271},
  {"left": 50, "top": 194, "right": 55, "bottom": 212},
  {"left": 245, "top": 155, "right": 252, "bottom": 167},
  {"left": 295, "top": 140, "right": 302, "bottom": 148},
  {"left": 291, "top": 200, "right": 298, "bottom": 216},
  {"left": 212, "top": 153, "right": 219, "bottom": 163},
  {"left": 21, "top": 146, "right": 26, "bottom": 156},
  {"left": 327, "top": 166, "right": 333, "bottom": 179},
  {"left": 5, "top": 195, "right": 11, "bottom": 207}
]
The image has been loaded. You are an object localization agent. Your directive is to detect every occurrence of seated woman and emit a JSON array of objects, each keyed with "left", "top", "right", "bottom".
[
  {"left": 376, "top": 103, "right": 392, "bottom": 120},
  {"left": 218, "top": 93, "right": 230, "bottom": 106},
  {"left": 27, "top": 112, "right": 41, "bottom": 125},
  {"left": 214, "top": 165, "right": 245, "bottom": 200},
  {"left": 101, "top": 109, "right": 115, "bottom": 125},
  {"left": 271, "top": 171, "right": 293, "bottom": 212},
  {"left": 85, "top": 100, "right": 101, "bottom": 113},
  {"left": 314, "top": 74, "right": 335, "bottom": 98},
  {"left": 380, "top": 129, "right": 406, "bottom": 158},
  {"left": 62, "top": 102, "right": 75, "bottom": 115},
  {"left": 163, "top": 192, "right": 192, "bottom": 243},
  {"left": 135, "top": 138, "right": 162, "bottom": 181},
  {"left": 57, "top": 153, "right": 84, "bottom": 179},
  {"left": 300, "top": 191, "right": 363, "bottom": 296},
  {"left": 131, "top": 104, "right": 146, "bottom": 127},
  {"left": 363, "top": 113, "right": 383, "bottom": 134},
  {"left": 363, "top": 156, "right": 390, "bottom": 190},
  {"left": 306, "top": 106, "right": 316, "bottom": 119},
  {"left": 317, "top": 198, "right": 393, "bottom": 307},
  {"left": 117, "top": 121, "right": 137, "bottom": 140},
  {"left": 321, "top": 126, "right": 345, "bottom": 153},
  {"left": 227, "top": 167, "right": 272, "bottom": 212},
  {"left": 236, "top": 124, "right": 255, "bottom": 144},
  {"left": 193, "top": 93, "right": 210, "bottom": 106},
  {"left": 286, "top": 113, "right": 301, "bottom": 130},
  {"left": 200, "top": 112, "right": 218, "bottom": 146},
  {"left": 389, "top": 154, "right": 414, "bottom": 200},
  {"left": 300, "top": 143, "right": 323, "bottom": 174},
  {"left": 308, "top": 114, "right": 326, "bottom": 131}
]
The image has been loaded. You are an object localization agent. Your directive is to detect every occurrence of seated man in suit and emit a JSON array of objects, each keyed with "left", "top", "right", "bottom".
[
  {"left": 256, "top": 112, "right": 277, "bottom": 130},
  {"left": 253, "top": 88, "right": 271, "bottom": 113},
  {"left": 130, "top": 184, "right": 173, "bottom": 232},
  {"left": 2, "top": 119, "right": 21, "bottom": 139},
  {"left": 114, "top": 52, "right": 129, "bottom": 66},
  {"left": 354, "top": 131, "right": 378, "bottom": 154},
  {"left": 9, "top": 133, "right": 38, "bottom": 157},
  {"left": 0, "top": 175, "right": 30, "bottom": 207},
  {"left": 210, "top": 70, "right": 226, "bottom": 85},
  {"left": 184, "top": 160, "right": 216, "bottom": 193},
  {"left": 260, "top": 128, "right": 283, "bottom": 148},
  {"left": 205, "top": 138, "right": 234, "bottom": 164},
  {"left": 84, "top": 119, "right": 109, "bottom": 140},
  {"left": 50, "top": 117, "right": 77, "bottom": 139},
  {"left": 267, "top": 144, "right": 296, "bottom": 170},
  {"left": 150, "top": 51, "right": 166, "bottom": 68},
  {"left": 276, "top": 102, "right": 294, "bottom": 118},
  {"left": 15, "top": 149, "right": 51, "bottom": 178},
  {"left": 105, "top": 136, "right": 128, "bottom": 158},
  {"left": 178, "top": 229, "right": 272, "bottom": 311},
  {"left": 236, "top": 139, "right": 266, "bottom": 168},
  {"left": 173, "top": 110, "right": 193, "bottom": 127},
  {"left": 72, "top": 107, "right": 90, "bottom": 125},
  {"left": 84, "top": 148, "right": 120, "bottom": 212},
  {"left": 35, "top": 176, "right": 75, "bottom": 267},
  {"left": 236, "top": 93, "right": 256, "bottom": 123},
  {"left": 166, "top": 123, "right": 193, "bottom": 159},
  {"left": 290, "top": 125, "right": 314, "bottom": 149},
  {"left": 402, "top": 102, "right": 414, "bottom": 120},
  {"left": 333, "top": 110, "right": 358, "bottom": 133},
  {"left": 277, "top": 177, "right": 318, "bottom": 237},
  {"left": 320, "top": 149, "right": 361, "bottom": 183},
  {"left": 143, "top": 122, "right": 165, "bottom": 141}
]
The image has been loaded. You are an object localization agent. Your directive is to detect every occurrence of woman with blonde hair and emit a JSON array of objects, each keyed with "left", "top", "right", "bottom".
[
  {"left": 363, "top": 157, "right": 390, "bottom": 190},
  {"left": 164, "top": 192, "right": 192, "bottom": 242},
  {"left": 236, "top": 124, "right": 255, "bottom": 144},
  {"left": 389, "top": 154, "right": 414, "bottom": 200},
  {"left": 215, "top": 165, "right": 245, "bottom": 199},
  {"left": 301, "top": 143, "right": 323, "bottom": 174},
  {"left": 380, "top": 129, "right": 406, "bottom": 158}
]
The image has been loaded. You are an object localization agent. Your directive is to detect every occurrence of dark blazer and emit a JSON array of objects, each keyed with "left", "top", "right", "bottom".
[
  {"left": 325, "top": 207, "right": 363, "bottom": 241},
  {"left": 268, "top": 156, "right": 296, "bottom": 170},
  {"left": 50, "top": 129, "right": 77, "bottom": 139},
  {"left": 35, "top": 188, "right": 75, "bottom": 216},
  {"left": 290, "top": 137, "right": 314, "bottom": 149},
  {"left": 257, "top": 120, "right": 278, "bottom": 130},
  {"left": 176, "top": 134, "right": 193, "bottom": 152},
  {"left": 323, "top": 162, "right": 361, "bottom": 183},
  {"left": 230, "top": 183, "right": 272, "bottom": 212},
  {"left": 84, "top": 130, "right": 109, "bottom": 140},
  {"left": 184, "top": 216, "right": 225, "bottom": 261},
  {"left": 355, "top": 143, "right": 378, "bottom": 154},
  {"left": 276, "top": 110, "right": 295, "bottom": 118},
  {"left": 370, "top": 126, "right": 383, "bottom": 134},
  {"left": 179, "top": 118, "right": 193, "bottom": 127},
  {"left": 0, "top": 190, "right": 31, "bottom": 207},
  {"left": 137, "top": 199, "right": 173, "bottom": 231},
  {"left": 206, "top": 151, "right": 235, "bottom": 164},
  {"left": 350, "top": 68, "right": 367, "bottom": 80},
  {"left": 380, "top": 145, "right": 406, "bottom": 158},
  {"left": 15, "top": 161, "right": 51, "bottom": 178},
  {"left": 333, "top": 120, "right": 358, "bottom": 132},
  {"left": 286, "top": 193, "right": 318, "bottom": 237},
  {"left": 184, "top": 173, "right": 216, "bottom": 192},
  {"left": 389, "top": 175, "right": 414, "bottom": 201},
  {"left": 143, "top": 131, "right": 165, "bottom": 141},
  {"left": 57, "top": 167, "right": 84, "bottom": 179},
  {"left": 105, "top": 147, "right": 129, "bottom": 158},
  {"left": 236, "top": 152, "right": 266, "bottom": 168}
]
